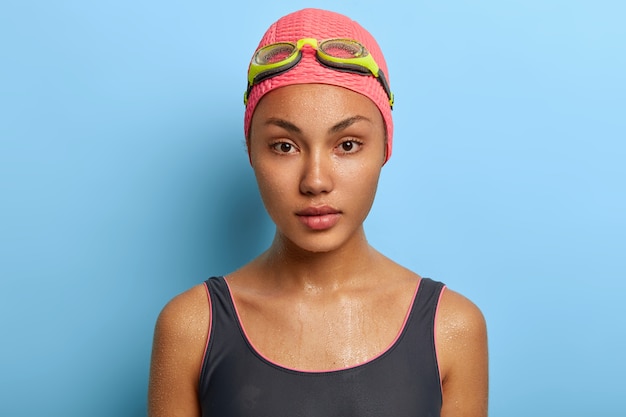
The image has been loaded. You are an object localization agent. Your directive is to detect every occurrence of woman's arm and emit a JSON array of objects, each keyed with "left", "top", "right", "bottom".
[
  {"left": 148, "top": 284, "right": 210, "bottom": 417},
  {"left": 436, "top": 288, "right": 489, "bottom": 417}
]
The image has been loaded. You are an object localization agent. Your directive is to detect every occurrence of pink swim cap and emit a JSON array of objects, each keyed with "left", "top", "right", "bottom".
[{"left": 243, "top": 8, "right": 394, "bottom": 162}]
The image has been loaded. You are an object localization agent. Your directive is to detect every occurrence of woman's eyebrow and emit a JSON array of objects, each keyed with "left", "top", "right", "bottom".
[
  {"left": 328, "top": 116, "right": 371, "bottom": 134},
  {"left": 265, "top": 118, "right": 301, "bottom": 133}
]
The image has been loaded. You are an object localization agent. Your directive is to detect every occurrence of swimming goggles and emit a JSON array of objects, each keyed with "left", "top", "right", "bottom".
[{"left": 244, "top": 38, "right": 394, "bottom": 109}]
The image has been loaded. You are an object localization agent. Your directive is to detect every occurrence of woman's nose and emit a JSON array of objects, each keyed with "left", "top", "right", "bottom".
[{"left": 299, "top": 151, "right": 334, "bottom": 195}]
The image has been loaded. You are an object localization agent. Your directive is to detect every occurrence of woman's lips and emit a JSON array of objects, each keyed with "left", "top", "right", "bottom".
[{"left": 296, "top": 206, "right": 341, "bottom": 230}]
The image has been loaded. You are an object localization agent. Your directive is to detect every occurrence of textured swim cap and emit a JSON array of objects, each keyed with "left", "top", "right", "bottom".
[{"left": 244, "top": 8, "right": 394, "bottom": 161}]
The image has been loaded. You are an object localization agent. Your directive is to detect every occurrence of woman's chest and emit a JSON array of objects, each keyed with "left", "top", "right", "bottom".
[{"left": 233, "top": 290, "right": 413, "bottom": 371}]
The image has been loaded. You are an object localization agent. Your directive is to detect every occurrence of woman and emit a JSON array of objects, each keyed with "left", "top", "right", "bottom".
[{"left": 148, "top": 8, "right": 488, "bottom": 417}]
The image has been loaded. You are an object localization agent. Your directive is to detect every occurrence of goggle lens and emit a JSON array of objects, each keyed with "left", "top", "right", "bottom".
[
  {"left": 255, "top": 43, "right": 297, "bottom": 65},
  {"left": 319, "top": 39, "right": 366, "bottom": 59}
]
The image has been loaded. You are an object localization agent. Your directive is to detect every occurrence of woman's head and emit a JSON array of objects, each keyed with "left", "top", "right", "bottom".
[{"left": 244, "top": 8, "right": 394, "bottom": 162}]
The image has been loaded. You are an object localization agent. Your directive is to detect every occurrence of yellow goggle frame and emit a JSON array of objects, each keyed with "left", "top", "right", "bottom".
[{"left": 244, "top": 38, "right": 394, "bottom": 109}]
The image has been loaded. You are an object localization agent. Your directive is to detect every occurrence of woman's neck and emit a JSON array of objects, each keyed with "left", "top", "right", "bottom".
[{"left": 255, "top": 229, "right": 383, "bottom": 291}]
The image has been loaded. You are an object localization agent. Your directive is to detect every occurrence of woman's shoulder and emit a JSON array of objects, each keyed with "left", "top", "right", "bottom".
[
  {"left": 155, "top": 283, "right": 211, "bottom": 338},
  {"left": 435, "top": 286, "right": 489, "bottom": 415},
  {"left": 437, "top": 287, "right": 486, "bottom": 333},
  {"left": 148, "top": 283, "right": 211, "bottom": 416},
  {"left": 435, "top": 288, "right": 489, "bottom": 416},
  {"left": 151, "top": 283, "right": 211, "bottom": 368}
]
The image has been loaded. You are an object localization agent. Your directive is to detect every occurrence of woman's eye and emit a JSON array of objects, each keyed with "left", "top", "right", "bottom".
[
  {"left": 339, "top": 140, "right": 361, "bottom": 153},
  {"left": 272, "top": 142, "right": 296, "bottom": 153}
]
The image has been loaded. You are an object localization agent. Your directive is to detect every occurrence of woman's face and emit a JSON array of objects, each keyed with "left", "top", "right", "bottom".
[{"left": 248, "top": 83, "right": 387, "bottom": 253}]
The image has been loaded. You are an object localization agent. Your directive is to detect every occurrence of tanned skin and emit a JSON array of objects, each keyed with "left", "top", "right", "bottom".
[{"left": 148, "top": 85, "right": 488, "bottom": 417}]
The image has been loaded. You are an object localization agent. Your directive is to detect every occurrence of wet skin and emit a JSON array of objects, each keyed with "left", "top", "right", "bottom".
[
  {"left": 148, "top": 84, "right": 488, "bottom": 417},
  {"left": 248, "top": 83, "right": 387, "bottom": 256}
]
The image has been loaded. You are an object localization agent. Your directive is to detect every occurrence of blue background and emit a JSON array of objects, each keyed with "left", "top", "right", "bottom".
[{"left": 1, "top": 1, "right": 624, "bottom": 415}]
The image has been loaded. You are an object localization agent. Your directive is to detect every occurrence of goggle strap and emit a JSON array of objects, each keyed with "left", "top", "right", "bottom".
[
  {"left": 317, "top": 60, "right": 394, "bottom": 109},
  {"left": 376, "top": 69, "right": 394, "bottom": 109}
]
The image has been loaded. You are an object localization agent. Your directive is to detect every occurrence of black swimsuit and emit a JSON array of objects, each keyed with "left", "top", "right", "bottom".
[{"left": 199, "top": 276, "right": 445, "bottom": 417}]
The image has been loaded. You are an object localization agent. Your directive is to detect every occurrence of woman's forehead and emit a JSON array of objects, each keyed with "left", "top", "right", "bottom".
[{"left": 253, "top": 84, "right": 383, "bottom": 121}]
